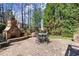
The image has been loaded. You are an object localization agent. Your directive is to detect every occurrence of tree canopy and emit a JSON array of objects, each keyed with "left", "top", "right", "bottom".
[
  {"left": 32, "top": 8, "right": 42, "bottom": 29},
  {"left": 44, "top": 3, "right": 79, "bottom": 37}
]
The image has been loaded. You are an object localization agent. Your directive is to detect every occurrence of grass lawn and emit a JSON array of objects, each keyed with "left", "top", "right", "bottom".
[{"left": 49, "top": 35, "right": 72, "bottom": 41}]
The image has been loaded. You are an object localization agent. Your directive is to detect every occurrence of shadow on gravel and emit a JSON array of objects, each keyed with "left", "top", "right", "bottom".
[
  {"left": 65, "top": 45, "right": 79, "bottom": 56},
  {"left": 0, "top": 43, "right": 10, "bottom": 48},
  {"left": 0, "top": 34, "right": 9, "bottom": 48}
]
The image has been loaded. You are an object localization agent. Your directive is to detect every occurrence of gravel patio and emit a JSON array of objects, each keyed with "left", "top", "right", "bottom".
[{"left": 0, "top": 37, "right": 79, "bottom": 56}]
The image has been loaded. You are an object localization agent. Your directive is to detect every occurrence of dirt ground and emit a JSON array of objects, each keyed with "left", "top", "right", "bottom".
[{"left": 0, "top": 37, "right": 79, "bottom": 56}]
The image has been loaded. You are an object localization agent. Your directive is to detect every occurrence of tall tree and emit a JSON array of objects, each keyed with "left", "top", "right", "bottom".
[
  {"left": 0, "top": 3, "right": 4, "bottom": 23},
  {"left": 21, "top": 3, "right": 24, "bottom": 28},
  {"left": 44, "top": 3, "right": 79, "bottom": 37},
  {"left": 32, "top": 8, "right": 42, "bottom": 29}
]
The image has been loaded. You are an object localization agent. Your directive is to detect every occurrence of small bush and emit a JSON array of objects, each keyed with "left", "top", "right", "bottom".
[
  {"left": 0, "top": 23, "right": 6, "bottom": 33},
  {"left": 26, "top": 28, "right": 32, "bottom": 35}
]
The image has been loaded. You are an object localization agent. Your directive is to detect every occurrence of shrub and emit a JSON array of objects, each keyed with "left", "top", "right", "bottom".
[
  {"left": 0, "top": 23, "right": 6, "bottom": 33},
  {"left": 26, "top": 28, "right": 32, "bottom": 35}
]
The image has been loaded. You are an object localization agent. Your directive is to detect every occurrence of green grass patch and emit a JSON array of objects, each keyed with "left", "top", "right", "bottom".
[{"left": 49, "top": 35, "right": 72, "bottom": 41}]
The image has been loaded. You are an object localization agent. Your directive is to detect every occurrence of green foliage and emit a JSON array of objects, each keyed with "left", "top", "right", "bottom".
[
  {"left": 44, "top": 3, "right": 79, "bottom": 37},
  {"left": 32, "top": 8, "right": 42, "bottom": 28},
  {"left": 0, "top": 23, "right": 6, "bottom": 33}
]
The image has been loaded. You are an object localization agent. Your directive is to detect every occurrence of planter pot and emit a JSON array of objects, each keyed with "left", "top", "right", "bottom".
[{"left": 37, "top": 32, "right": 49, "bottom": 43}]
